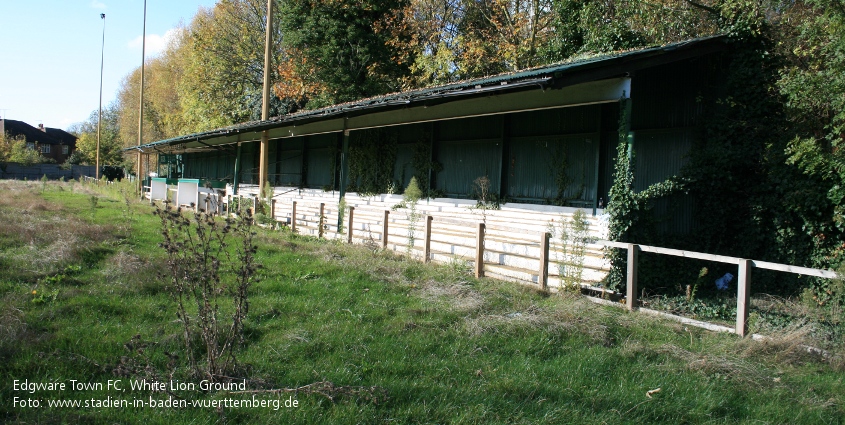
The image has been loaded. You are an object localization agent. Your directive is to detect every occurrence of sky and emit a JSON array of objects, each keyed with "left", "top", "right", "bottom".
[{"left": 0, "top": 0, "right": 218, "bottom": 131}]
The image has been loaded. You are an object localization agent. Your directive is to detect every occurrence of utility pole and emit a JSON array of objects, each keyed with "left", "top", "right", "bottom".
[
  {"left": 258, "top": 0, "right": 273, "bottom": 192},
  {"left": 96, "top": 13, "right": 105, "bottom": 180}
]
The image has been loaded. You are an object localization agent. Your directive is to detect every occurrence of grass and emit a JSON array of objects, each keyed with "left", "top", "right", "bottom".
[{"left": 1, "top": 179, "right": 844, "bottom": 424}]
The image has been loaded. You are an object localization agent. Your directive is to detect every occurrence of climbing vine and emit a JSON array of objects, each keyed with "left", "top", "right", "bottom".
[
  {"left": 545, "top": 140, "right": 572, "bottom": 206},
  {"left": 605, "top": 98, "right": 688, "bottom": 291},
  {"left": 347, "top": 129, "right": 397, "bottom": 196},
  {"left": 409, "top": 131, "right": 442, "bottom": 198},
  {"left": 604, "top": 9, "right": 825, "bottom": 297},
  {"left": 605, "top": 98, "right": 639, "bottom": 290}
]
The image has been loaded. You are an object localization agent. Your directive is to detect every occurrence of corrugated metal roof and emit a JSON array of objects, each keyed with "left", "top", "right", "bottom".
[{"left": 129, "top": 35, "right": 727, "bottom": 153}]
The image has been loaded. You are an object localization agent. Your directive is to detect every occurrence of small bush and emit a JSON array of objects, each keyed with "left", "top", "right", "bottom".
[
  {"left": 393, "top": 177, "right": 422, "bottom": 254},
  {"left": 551, "top": 210, "right": 590, "bottom": 292}
]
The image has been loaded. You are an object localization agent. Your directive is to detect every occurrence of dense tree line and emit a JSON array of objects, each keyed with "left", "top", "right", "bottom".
[{"left": 66, "top": 0, "right": 845, "bottom": 299}]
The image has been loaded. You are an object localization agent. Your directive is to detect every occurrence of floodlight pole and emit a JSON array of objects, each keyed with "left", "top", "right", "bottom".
[
  {"left": 136, "top": 0, "right": 147, "bottom": 194},
  {"left": 96, "top": 13, "right": 105, "bottom": 180}
]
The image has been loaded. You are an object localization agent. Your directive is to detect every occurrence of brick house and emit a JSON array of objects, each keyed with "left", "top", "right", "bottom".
[{"left": 1, "top": 119, "right": 77, "bottom": 163}]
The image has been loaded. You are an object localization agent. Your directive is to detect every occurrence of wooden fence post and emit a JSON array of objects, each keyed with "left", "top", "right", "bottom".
[
  {"left": 319, "top": 203, "right": 325, "bottom": 238},
  {"left": 539, "top": 232, "right": 550, "bottom": 291},
  {"left": 271, "top": 199, "right": 276, "bottom": 220},
  {"left": 736, "top": 259, "right": 752, "bottom": 337},
  {"left": 252, "top": 196, "right": 259, "bottom": 215},
  {"left": 424, "top": 215, "right": 433, "bottom": 263},
  {"left": 382, "top": 210, "right": 390, "bottom": 249},
  {"left": 475, "top": 222, "right": 486, "bottom": 278},
  {"left": 626, "top": 244, "right": 639, "bottom": 311},
  {"left": 227, "top": 195, "right": 232, "bottom": 217},
  {"left": 347, "top": 206, "right": 355, "bottom": 244},
  {"left": 291, "top": 201, "right": 297, "bottom": 232}
]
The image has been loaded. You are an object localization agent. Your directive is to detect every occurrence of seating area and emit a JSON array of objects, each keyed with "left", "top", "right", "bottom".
[{"left": 144, "top": 177, "right": 226, "bottom": 214}]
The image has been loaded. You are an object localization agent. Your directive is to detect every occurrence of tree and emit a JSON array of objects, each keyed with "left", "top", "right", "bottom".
[
  {"left": 117, "top": 29, "right": 189, "bottom": 147},
  {"left": 69, "top": 104, "right": 124, "bottom": 167},
  {"left": 777, "top": 0, "right": 845, "bottom": 267},
  {"left": 179, "top": 0, "right": 292, "bottom": 128},
  {"left": 0, "top": 132, "right": 18, "bottom": 162},
  {"left": 456, "top": 0, "right": 557, "bottom": 76},
  {"left": 279, "top": 0, "right": 413, "bottom": 107},
  {"left": 394, "top": 0, "right": 465, "bottom": 86},
  {"left": 1, "top": 132, "right": 48, "bottom": 166}
]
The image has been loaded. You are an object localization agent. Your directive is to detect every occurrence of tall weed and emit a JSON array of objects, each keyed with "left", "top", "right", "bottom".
[{"left": 155, "top": 203, "right": 259, "bottom": 380}]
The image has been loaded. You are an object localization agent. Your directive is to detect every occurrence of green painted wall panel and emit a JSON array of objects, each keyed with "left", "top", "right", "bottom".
[
  {"left": 183, "top": 151, "right": 234, "bottom": 181},
  {"left": 631, "top": 57, "right": 722, "bottom": 131},
  {"left": 275, "top": 137, "right": 304, "bottom": 186},
  {"left": 507, "top": 135, "right": 598, "bottom": 203},
  {"left": 308, "top": 133, "right": 336, "bottom": 148},
  {"left": 599, "top": 130, "right": 618, "bottom": 205},
  {"left": 238, "top": 142, "right": 258, "bottom": 185},
  {"left": 632, "top": 128, "right": 696, "bottom": 234},
  {"left": 305, "top": 147, "right": 334, "bottom": 189},
  {"left": 438, "top": 115, "right": 500, "bottom": 141},
  {"left": 436, "top": 139, "right": 501, "bottom": 197},
  {"left": 509, "top": 105, "right": 601, "bottom": 137},
  {"left": 633, "top": 128, "right": 694, "bottom": 191},
  {"left": 394, "top": 142, "right": 416, "bottom": 190},
  {"left": 395, "top": 123, "right": 428, "bottom": 144}
]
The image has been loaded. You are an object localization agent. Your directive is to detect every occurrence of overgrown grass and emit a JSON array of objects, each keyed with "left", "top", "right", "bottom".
[{"left": 1, "top": 180, "right": 843, "bottom": 424}]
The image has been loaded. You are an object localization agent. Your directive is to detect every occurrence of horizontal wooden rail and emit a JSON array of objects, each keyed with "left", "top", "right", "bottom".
[
  {"left": 596, "top": 239, "right": 837, "bottom": 337},
  {"left": 596, "top": 239, "right": 836, "bottom": 277},
  {"left": 751, "top": 260, "right": 836, "bottom": 279},
  {"left": 431, "top": 216, "right": 480, "bottom": 229}
]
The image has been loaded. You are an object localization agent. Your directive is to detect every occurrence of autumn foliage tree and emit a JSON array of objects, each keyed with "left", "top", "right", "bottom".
[{"left": 179, "top": 0, "right": 291, "bottom": 127}]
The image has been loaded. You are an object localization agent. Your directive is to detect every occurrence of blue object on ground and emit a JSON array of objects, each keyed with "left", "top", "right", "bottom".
[{"left": 715, "top": 272, "right": 734, "bottom": 290}]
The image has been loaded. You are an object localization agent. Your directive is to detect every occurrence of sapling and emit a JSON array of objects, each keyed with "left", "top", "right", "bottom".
[{"left": 393, "top": 177, "right": 422, "bottom": 254}]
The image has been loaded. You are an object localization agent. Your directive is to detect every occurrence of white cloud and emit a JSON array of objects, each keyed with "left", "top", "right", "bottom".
[
  {"left": 59, "top": 118, "right": 75, "bottom": 129},
  {"left": 90, "top": 0, "right": 106, "bottom": 9},
  {"left": 127, "top": 28, "right": 181, "bottom": 56}
]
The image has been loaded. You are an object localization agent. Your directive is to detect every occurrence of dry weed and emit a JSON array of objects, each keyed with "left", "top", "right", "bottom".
[
  {"left": 0, "top": 183, "right": 114, "bottom": 276},
  {"left": 464, "top": 305, "right": 558, "bottom": 335},
  {"left": 459, "top": 302, "right": 608, "bottom": 339},
  {"left": 101, "top": 250, "right": 147, "bottom": 285},
  {"left": 740, "top": 323, "right": 829, "bottom": 366},
  {"left": 658, "top": 343, "right": 773, "bottom": 387},
  {"left": 0, "top": 304, "right": 29, "bottom": 357},
  {"left": 420, "top": 279, "right": 484, "bottom": 313}
]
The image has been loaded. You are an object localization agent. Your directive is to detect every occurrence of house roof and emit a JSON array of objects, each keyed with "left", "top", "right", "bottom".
[
  {"left": 130, "top": 35, "right": 728, "bottom": 154},
  {"left": 45, "top": 128, "right": 78, "bottom": 146},
  {"left": 2, "top": 119, "right": 76, "bottom": 145}
]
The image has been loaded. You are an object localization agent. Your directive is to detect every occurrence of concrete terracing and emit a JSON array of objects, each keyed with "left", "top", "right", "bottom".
[{"left": 235, "top": 186, "right": 611, "bottom": 291}]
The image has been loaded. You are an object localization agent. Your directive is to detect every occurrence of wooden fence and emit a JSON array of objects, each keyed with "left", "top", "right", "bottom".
[
  {"left": 225, "top": 194, "right": 838, "bottom": 338},
  {"left": 228, "top": 193, "right": 606, "bottom": 289},
  {"left": 597, "top": 240, "right": 838, "bottom": 337}
]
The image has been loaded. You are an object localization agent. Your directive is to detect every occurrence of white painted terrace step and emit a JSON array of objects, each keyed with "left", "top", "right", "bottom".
[{"left": 246, "top": 187, "right": 611, "bottom": 286}]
